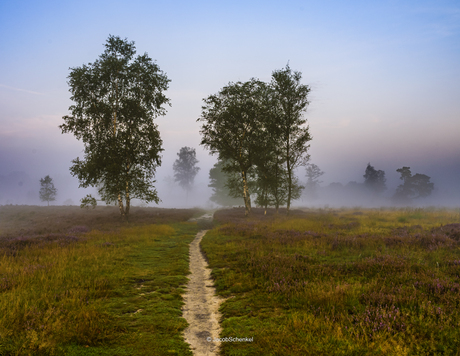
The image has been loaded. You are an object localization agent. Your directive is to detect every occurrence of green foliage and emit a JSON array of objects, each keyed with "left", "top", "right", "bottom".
[
  {"left": 199, "top": 79, "right": 268, "bottom": 215},
  {"left": 60, "top": 35, "right": 170, "bottom": 218},
  {"left": 199, "top": 65, "right": 312, "bottom": 215},
  {"left": 173, "top": 147, "right": 200, "bottom": 193},
  {"left": 208, "top": 159, "right": 243, "bottom": 207},
  {"left": 201, "top": 208, "right": 460, "bottom": 355},
  {"left": 39, "top": 175, "right": 57, "bottom": 206},
  {"left": 80, "top": 194, "right": 97, "bottom": 209},
  {"left": 270, "top": 64, "right": 312, "bottom": 212},
  {"left": 253, "top": 124, "right": 288, "bottom": 211}
]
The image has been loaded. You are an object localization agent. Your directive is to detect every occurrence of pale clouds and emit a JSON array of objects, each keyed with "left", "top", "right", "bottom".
[{"left": 0, "top": 84, "right": 45, "bottom": 96}]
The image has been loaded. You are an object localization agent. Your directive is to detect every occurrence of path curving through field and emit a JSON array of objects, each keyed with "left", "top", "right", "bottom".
[{"left": 183, "top": 216, "right": 225, "bottom": 356}]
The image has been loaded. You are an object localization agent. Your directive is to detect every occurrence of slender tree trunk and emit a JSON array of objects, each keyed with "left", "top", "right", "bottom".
[
  {"left": 113, "top": 77, "right": 122, "bottom": 216},
  {"left": 241, "top": 170, "right": 251, "bottom": 216},
  {"left": 118, "top": 193, "right": 125, "bottom": 218},
  {"left": 263, "top": 186, "right": 267, "bottom": 215},
  {"left": 125, "top": 180, "right": 130, "bottom": 217},
  {"left": 286, "top": 143, "right": 292, "bottom": 215},
  {"left": 274, "top": 164, "right": 280, "bottom": 214},
  {"left": 287, "top": 169, "right": 292, "bottom": 214},
  {"left": 264, "top": 185, "right": 267, "bottom": 215},
  {"left": 125, "top": 198, "right": 130, "bottom": 218}
]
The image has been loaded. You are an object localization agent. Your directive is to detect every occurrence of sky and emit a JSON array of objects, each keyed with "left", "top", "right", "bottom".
[{"left": 0, "top": 0, "right": 459, "bottom": 207}]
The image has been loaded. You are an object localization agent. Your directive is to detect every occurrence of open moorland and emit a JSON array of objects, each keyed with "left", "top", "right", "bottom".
[
  {"left": 0, "top": 205, "right": 205, "bottom": 356},
  {"left": 2, "top": 205, "right": 460, "bottom": 355},
  {"left": 202, "top": 207, "right": 460, "bottom": 355}
]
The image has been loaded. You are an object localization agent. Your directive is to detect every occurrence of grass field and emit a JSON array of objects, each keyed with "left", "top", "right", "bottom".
[
  {"left": 0, "top": 205, "right": 204, "bottom": 356},
  {"left": 201, "top": 207, "right": 460, "bottom": 355},
  {"left": 2, "top": 205, "right": 460, "bottom": 355}
]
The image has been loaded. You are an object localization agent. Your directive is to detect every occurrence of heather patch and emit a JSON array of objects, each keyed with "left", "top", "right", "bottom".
[
  {"left": 0, "top": 206, "right": 202, "bottom": 356},
  {"left": 201, "top": 207, "right": 460, "bottom": 355}
]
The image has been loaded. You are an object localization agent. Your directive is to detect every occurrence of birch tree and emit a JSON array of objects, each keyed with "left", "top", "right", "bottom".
[
  {"left": 271, "top": 65, "right": 312, "bottom": 214},
  {"left": 198, "top": 79, "right": 267, "bottom": 216},
  {"left": 60, "top": 35, "right": 170, "bottom": 218}
]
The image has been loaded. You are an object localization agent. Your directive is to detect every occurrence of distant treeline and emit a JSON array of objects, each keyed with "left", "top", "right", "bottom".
[{"left": 208, "top": 162, "right": 435, "bottom": 209}]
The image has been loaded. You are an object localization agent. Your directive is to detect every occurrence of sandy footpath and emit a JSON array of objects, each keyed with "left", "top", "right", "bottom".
[{"left": 182, "top": 223, "right": 226, "bottom": 356}]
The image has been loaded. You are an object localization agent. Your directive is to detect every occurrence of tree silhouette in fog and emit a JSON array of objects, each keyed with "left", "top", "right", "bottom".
[
  {"left": 363, "top": 163, "right": 386, "bottom": 194},
  {"left": 173, "top": 147, "right": 200, "bottom": 200},
  {"left": 39, "top": 175, "right": 57, "bottom": 206},
  {"left": 208, "top": 159, "right": 243, "bottom": 207},
  {"left": 305, "top": 163, "right": 324, "bottom": 199},
  {"left": 393, "top": 166, "right": 434, "bottom": 203}
]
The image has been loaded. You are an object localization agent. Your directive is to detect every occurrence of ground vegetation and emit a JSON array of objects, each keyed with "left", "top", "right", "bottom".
[
  {"left": 202, "top": 207, "right": 460, "bottom": 355},
  {"left": 0, "top": 205, "right": 202, "bottom": 355}
]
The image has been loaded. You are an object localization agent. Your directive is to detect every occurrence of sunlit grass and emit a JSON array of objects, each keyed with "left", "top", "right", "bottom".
[
  {"left": 202, "top": 207, "right": 460, "bottom": 355},
  {"left": 0, "top": 214, "right": 199, "bottom": 355},
  {"left": 271, "top": 208, "right": 460, "bottom": 237}
]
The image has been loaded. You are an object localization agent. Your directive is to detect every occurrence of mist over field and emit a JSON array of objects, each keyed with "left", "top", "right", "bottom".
[
  {"left": 1, "top": 161, "right": 459, "bottom": 209},
  {"left": 1, "top": 0, "right": 459, "bottom": 210}
]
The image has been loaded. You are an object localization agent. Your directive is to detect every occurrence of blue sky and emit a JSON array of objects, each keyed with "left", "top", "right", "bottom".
[{"left": 0, "top": 0, "right": 459, "bottom": 206}]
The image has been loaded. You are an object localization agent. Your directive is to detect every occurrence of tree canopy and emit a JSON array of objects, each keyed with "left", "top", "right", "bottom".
[
  {"left": 199, "top": 66, "right": 312, "bottom": 216},
  {"left": 271, "top": 65, "right": 311, "bottom": 213},
  {"left": 60, "top": 35, "right": 170, "bottom": 218},
  {"left": 199, "top": 79, "right": 268, "bottom": 215}
]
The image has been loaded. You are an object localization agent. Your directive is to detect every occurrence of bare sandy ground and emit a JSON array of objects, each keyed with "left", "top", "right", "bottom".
[{"left": 182, "top": 224, "right": 226, "bottom": 356}]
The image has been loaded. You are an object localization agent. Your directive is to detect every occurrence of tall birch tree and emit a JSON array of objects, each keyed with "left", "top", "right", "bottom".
[
  {"left": 198, "top": 79, "right": 267, "bottom": 216},
  {"left": 60, "top": 35, "right": 170, "bottom": 218},
  {"left": 271, "top": 65, "right": 312, "bottom": 214}
]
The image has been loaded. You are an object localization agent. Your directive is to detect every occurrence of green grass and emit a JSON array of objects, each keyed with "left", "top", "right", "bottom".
[
  {"left": 202, "top": 207, "right": 460, "bottom": 355},
  {"left": 0, "top": 206, "right": 202, "bottom": 356},
  {"left": 3, "top": 206, "right": 460, "bottom": 355}
]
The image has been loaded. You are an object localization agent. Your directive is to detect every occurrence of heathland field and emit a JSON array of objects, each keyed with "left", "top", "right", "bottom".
[
  {"left": 0, "top": 205, "right": 204, "bottom": 355},
  {"left": 1, "top": 205, "right": 460, "bottom": 355},
  {"left": 202, "top": 207, "right": 460, "bottom": 356}
]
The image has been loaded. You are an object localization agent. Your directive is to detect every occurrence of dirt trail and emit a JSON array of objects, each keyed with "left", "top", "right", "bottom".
[{"left": 183, "top": 215, "right": 225, "bottom": 356}]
